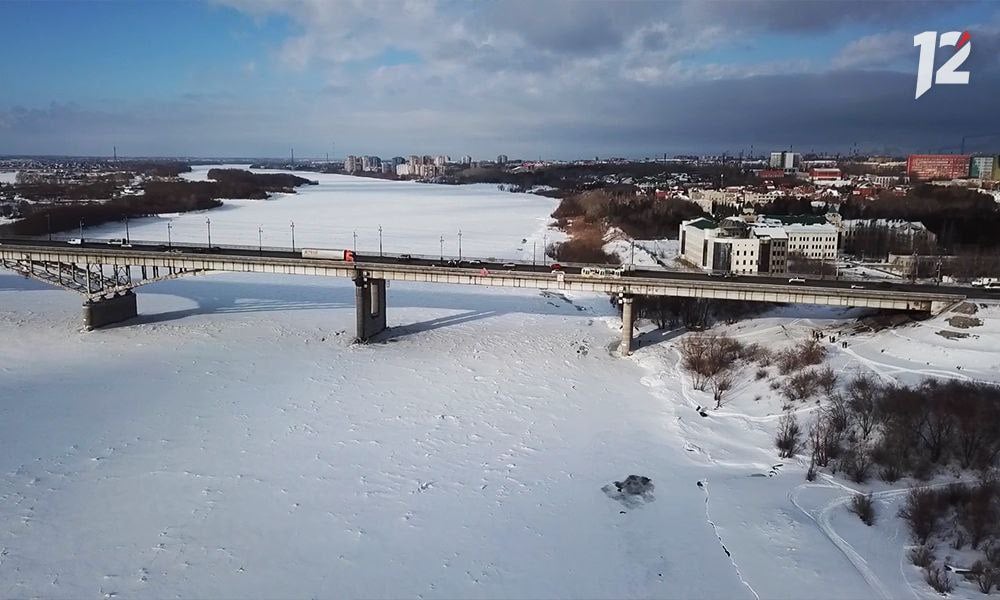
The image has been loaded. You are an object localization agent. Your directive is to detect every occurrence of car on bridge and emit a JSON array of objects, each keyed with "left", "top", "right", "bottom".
[{"left": 788, "top": 277, "right": 806, "bottom": 284}]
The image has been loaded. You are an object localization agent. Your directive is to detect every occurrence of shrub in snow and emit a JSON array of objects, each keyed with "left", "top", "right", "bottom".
[
  {"left": 900, "top": 489, "right": 943, "bottom": 545},
  {"left": 776, "top": 339, "right": 827, "bottom": 375},
  {"left": 849, "top": 493, "right": 876, "bottom": 526},
  {"left": 775, "top": 411, "right": 802, "bottom": 458},
  {"left": 909, "top": 545, "right": 935, "bottom": 568},
  {"left": 967, "top": 560, "right": 997, "bottom": 594},
  {"left": 839, "top": 441, "right": 873, "bottom": 483},
  {"left": 924, "top": 564, "right": 954, "bottom": 594},
  {"left": 783, "top": 369, "right": 821, "bottom": 402}
]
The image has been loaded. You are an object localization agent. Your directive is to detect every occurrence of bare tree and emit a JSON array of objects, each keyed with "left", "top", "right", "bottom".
[
  {"left": 776, "top": 411, "right": 803, "bottom": 458},
  {"left": 899, "top": 488, "right": 942, "bottom": 545},
  {"left": 711, "top": 369, "right": 736, "bottom": 410}
]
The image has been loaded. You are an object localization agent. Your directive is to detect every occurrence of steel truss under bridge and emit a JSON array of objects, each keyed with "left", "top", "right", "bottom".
[{"left": 0, "top": 256, "right": 200, "bottom": 300}]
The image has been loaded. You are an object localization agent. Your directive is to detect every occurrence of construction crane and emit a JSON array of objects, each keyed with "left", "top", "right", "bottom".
[{"left": 960, "top": 133, "right": 1000, "bottom": 154}]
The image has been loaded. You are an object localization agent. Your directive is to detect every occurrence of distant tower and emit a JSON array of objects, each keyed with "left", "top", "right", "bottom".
[
  {"left": 291, "top": 148, "right": 295, "bottom": 165},
  {"left": 113, "top": 146, "right": 117, "bottom": 162}
]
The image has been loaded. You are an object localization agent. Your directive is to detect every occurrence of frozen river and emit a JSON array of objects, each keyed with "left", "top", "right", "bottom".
[{"left": 83, "top": 165, "right": 563, "bottom": 261}]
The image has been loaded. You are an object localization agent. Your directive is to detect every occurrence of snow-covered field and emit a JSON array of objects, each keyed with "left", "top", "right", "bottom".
[
  {"left": 603, "top": 229, "right": 686, "bottom": 270},
  {"left": 0, "top": 171, "right": 18, "bottom": 184},
  {"left": 2, "top": 169, "right": 997, "bottom": 598}
]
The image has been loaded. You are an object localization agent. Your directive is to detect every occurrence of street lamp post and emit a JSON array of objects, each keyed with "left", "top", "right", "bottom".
[
  {"left": 205, "top": 217, "right": 212, "bottom": 248},
  {"left": 458, "top": 229, "right": 463, "bottom": 261},
  {"left": 440, "top": 235, "right": 444, "bottom": 261},
  {"left": 46, "top": 214, "right": 52, "bottom": 241},
  {"left": 353, "top": 230, "right": 357, "bottom": 253},
  {"left": 167, "top": 222, "right": 172, "bottom": 247},
  {"left": 290, "top": 221, "right": 296, "bottom": 252},
  {"left": 378, "top": 225, "right": 383, "bottom": 257},
  {"left": 79, "top": 219, "right": 84, "bottom": 242},
  {"left": 258, "top": 225, "right": 263, "bottom": 254},
  {"left": 542, "top": 234, "right": 547, "bottom": 265},
  {"left": 123, "top": 216, "right": 130, "bottom": 244},
  {"left": 533, "top": 241, "right": 537, "bottom": 266},
  {"left": 630, "top": 240, "right": 635, "bottom": 267}
]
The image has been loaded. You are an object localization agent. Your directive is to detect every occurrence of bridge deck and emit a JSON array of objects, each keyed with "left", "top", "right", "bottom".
[{"left": 0, "top": 240, "right": 970, "bottom": 313}]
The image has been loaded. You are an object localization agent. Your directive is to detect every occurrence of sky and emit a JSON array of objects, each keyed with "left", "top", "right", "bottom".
[{"left": 1, "top": 0, "right": 999, "bottom": 159}]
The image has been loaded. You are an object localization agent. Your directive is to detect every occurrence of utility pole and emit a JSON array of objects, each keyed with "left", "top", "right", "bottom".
[
  {"left": 206, "top": 217, "right": 212, "bottom": 248},
  {"left": 290, "top": 221, "right": 296, "bottom": 252},
  {"left": 378, "top": 225, "right": 383, "bottom": 257}
]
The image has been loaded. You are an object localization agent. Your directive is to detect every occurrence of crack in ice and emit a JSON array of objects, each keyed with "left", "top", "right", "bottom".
[{"left": 699, "top": 480, "right": 760, "bottom": 600}]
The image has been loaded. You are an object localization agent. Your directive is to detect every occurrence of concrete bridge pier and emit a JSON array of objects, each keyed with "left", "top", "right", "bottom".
[
  {"left": 355, "top": 274, "right": 387, "bottom": 342},
  {"left": 619, "top": 295, "right": 635, "bottom": 356},
  {"left": 83, "top": 291, "right": 137, "bottom": 330}
]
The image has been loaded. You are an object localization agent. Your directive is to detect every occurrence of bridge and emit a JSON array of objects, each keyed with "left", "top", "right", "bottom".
[{"left": 1, "top": 237, "right": 985, "bottom": 355}]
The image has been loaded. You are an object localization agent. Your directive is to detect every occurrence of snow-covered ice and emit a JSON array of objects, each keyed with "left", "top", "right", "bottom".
[
  {"left": 2, "top": 168, "right": 996, "bottom": 598},
  {"left": 0, "top": 171, "right": 18, "bottom": 184}
]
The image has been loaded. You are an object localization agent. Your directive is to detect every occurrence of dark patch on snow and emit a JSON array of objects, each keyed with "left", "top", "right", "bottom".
[{"left": 603, "top": 475, "right": 655, "bottom": 509}]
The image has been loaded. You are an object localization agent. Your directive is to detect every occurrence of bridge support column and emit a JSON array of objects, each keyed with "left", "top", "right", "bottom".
[
  {"left": 930, "top": 299, "right": 961, "bottom": 316},
  {"left": 355, "top": 275, "right": 387, "bottom": 342},
  {"left": 83, "top": 291, "right": 137, "bottom": 330},
  {"left": 619, "top": 295, "right": 635, "bottom": 356}
]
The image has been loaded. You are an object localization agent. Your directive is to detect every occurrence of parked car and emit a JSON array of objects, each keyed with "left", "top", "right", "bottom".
[
  {"left": 398, "top": 254, "right": 413, "bottom": 261},
  {"left": 550, "top": 263, "right": 564, "bottom": 272},
  {"left": 788, "top": 277, "right": 806, "bottom": 284},
  {"left": 67, "top": 239, "right": 82, "bottom": 245},
  {"left": 850, "top": 284, "right": 864, "bottom": 289},
  {"left": 502, "top": 262, "right": 517, "bottom": 270}
]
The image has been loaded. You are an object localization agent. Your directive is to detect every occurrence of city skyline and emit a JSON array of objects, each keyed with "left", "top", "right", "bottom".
[{"left": 2, "top": 0, "right": 999, "bottom": 158}]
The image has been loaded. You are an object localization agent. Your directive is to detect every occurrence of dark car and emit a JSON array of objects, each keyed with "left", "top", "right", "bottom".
[
  {"left": 550, "top": 263, "right": 563, "bottom": 272},
  {"left": 399, "top": 254, "right": 413, "bottom": 261}
]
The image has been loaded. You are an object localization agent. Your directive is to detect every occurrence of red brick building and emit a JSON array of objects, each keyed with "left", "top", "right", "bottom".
[
  {"left": 810, "top": 168, "right": 842, "bottom": 181},
  {"left": 906, "top": 154, "right": 971, "bottom": 181}
]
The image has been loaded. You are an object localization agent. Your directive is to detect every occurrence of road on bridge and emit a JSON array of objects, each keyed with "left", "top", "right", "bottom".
[{"left": 2, "top": 236, "right": 998, "bottom": 301}]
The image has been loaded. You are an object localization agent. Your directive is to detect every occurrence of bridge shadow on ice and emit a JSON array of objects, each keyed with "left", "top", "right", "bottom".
[{"left": 94, "top": 275, "right": 590, "bottom": 336}]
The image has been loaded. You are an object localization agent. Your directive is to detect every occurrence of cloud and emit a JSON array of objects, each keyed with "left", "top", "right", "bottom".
[
  {"left": 832, "top": 32, "right": 914, "bottom": 69},
  {"left": 3, "top": 0, "right": 998, "bottom": 157}
]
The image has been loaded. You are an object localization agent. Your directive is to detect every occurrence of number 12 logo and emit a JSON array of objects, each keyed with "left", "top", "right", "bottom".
[{"left": 914, "top": 31, "right": 971, "bottom": 99}]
